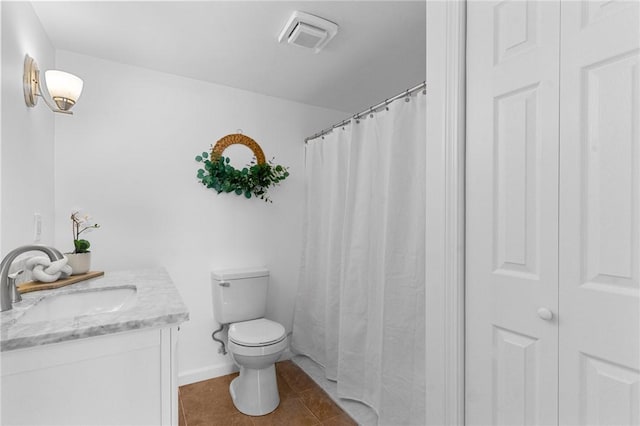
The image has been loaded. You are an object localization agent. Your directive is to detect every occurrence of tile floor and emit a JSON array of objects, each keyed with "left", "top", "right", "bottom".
[
  {"left": 292, "top": 356, "right": 377, "bottom": 426},
  {"left": 179, "top": 360, "right": 357, "bottom": 426}
]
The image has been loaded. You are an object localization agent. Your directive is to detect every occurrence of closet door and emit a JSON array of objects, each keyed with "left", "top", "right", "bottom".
[
  {"left": 466, "top": 1, "right": 560, "bottom": 424},
  {"left": 559, "top": 2, "right": 640, "bottom": 424}
]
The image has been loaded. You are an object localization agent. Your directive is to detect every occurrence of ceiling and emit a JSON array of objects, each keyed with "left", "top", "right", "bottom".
[{"left": 31, "top": 1, "right": 426, "bottom": 114}]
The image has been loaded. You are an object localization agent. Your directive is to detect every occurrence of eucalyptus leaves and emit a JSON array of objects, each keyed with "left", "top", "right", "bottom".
[{"left": 195, "top": 151, "right": 289, "bottom": 202}]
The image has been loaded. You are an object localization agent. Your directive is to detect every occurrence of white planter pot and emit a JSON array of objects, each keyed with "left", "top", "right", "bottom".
[{"left": 65, "top": 252, "right": 91, "bottom": 275}]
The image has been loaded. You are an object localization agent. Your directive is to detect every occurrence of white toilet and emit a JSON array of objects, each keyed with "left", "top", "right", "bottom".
[{"left": 211, "top": 267, "right": 287, "bottom": 416}]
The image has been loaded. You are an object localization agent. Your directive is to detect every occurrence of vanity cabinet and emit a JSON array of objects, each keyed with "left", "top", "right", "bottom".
[{"left": 1, "top": 326, "right": 179, "bottom": 426}]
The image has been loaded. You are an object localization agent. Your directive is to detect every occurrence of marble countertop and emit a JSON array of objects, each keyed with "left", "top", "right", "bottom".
[{"left": 1, "top": 269, "right": 189, "bottom": 352}]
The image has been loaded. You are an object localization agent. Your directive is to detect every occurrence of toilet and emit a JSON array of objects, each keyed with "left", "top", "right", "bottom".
[{"left": 211, "top": 267, "right": 287, "bottom": 416}]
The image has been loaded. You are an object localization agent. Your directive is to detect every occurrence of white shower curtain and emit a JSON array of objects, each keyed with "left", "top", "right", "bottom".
[{"left": 292, "top": 92, "right": 426, "bottom": 425}]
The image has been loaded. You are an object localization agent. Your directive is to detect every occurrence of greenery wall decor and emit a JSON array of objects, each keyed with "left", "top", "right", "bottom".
[{"left": 195, "top": 133, "right": 289, "bottom": 202}]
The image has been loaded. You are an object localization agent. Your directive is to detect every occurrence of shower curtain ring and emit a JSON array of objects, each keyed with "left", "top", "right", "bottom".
[{"left": 405, "top": 90, "right": 411, "bottom": 102}]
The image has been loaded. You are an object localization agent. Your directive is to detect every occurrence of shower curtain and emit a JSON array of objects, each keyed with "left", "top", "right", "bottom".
[{"left": 292, "top": 92, "right": 426, "bottom": 425}]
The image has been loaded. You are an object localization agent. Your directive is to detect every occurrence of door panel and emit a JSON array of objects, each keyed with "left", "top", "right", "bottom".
[
  {"left": 492, "top": 327, "right": 541, "bottom": 426},
  {"left": 580, "top": 354, "right": 640, "bottom": 425},
  {"left": 493, "top": 84, "right": 542, "bottom": 280},
  {"left": 559, "top": 2, "right": 640, "bottom": 424},
  {"left": 466, "top": 1, "right": 560, "bottom": 424}
]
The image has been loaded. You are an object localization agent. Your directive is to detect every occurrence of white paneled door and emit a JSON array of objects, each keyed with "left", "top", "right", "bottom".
[
  {"left": 559, "top": 2, "right": 639, "bottom": 424},
  {"left": 466, "top": 1, "right": 640, "bottom": 425},
  {"left": 466, "top": 1, "right": 560, "bottom": 424}
]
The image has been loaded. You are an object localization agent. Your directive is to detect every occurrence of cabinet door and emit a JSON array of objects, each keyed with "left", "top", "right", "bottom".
[
  {"left": 559, "top": 2, "right": 640, "bottom": 425},
  {"left": 466, "top": 1, "right": 560, "bottom": 424},
  {"left": 1, "top": 328, "right": 178, "bottom": 426}
]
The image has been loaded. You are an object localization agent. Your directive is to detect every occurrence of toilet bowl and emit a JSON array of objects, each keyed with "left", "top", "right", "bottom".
[{"left": 227, "top": 318, "right": 287, "bottom": 416}]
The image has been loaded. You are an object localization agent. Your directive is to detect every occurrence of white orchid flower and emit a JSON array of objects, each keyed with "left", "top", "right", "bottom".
[
  {"left": 81, "top": 216, "right": 94, "bottom": 227},
  {"left": 71, "top": 209, "right": 100, "bottom": 253}
]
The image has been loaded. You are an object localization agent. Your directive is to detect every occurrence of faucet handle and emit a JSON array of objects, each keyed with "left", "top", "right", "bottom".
[{"left": 8, "top": 269, "right": 24, "bottom": 304}]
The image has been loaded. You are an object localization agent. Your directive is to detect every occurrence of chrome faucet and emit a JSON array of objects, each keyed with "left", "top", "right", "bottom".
[{"left": 0, "top": 245, "right": 64, "bottom": 312}]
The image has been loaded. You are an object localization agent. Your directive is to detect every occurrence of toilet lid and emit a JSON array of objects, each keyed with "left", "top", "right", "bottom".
[{"left": 229, "top": 318, "right": 286, "bottom": 347}]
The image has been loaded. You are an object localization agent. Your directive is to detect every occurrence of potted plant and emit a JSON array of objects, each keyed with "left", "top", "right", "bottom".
[{"left": 66, "top": 210, "right": 100, "bottom": 275}]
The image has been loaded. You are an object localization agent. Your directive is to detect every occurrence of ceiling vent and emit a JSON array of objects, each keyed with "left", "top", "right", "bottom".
[{"left": 278, "top": 11, "right": 338, "bottom": 53}]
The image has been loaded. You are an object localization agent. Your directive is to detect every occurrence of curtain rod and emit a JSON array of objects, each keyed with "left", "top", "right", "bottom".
[{"left": 304, "top": 81, "right": 426, "bottom": 143}]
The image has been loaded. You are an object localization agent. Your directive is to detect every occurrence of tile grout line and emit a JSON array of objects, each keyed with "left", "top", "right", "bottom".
[
  {"left": 298, "top": 389, "right": 356, "bottom": 425},
  {"left": 301, "top": 401, "right": 323, "bottom": 425},
  {"left": 292, "top": 357, "right": 366, "bottom": 425},
  {"left": 278, "top": 363, "right": 323, "bottom": 425},
  {"left": 284, "top": 365, "right": 346, "bottom": 425},
  {"left": 297, "top": 387, "right": 322, "bottom": 424}
]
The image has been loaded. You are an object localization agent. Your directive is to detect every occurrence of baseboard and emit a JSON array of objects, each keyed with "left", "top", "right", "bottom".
[{"left": 178, "top": 362, "right": 239, "bottom": 386}]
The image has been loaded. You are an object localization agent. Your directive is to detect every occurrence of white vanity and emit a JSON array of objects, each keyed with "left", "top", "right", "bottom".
[{"left": 0, "top": 269, "right": 189, "bottom": 426}]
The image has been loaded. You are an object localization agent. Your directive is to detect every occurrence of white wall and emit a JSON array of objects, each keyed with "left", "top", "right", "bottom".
[
  {"left": 1, "top": 2, "right": 56, "bottom": 253},
  {"left": 52, "top": 51, "right": 345, "bottom": 383}
]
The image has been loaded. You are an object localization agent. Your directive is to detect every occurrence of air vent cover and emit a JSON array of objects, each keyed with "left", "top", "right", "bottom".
[{"left": 278, "top": 11, "right": 338, "bottom": 53}]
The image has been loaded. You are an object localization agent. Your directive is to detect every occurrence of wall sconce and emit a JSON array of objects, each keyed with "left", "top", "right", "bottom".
[{"left": 23, "top": 54, "right": 83, "bottom": 115}]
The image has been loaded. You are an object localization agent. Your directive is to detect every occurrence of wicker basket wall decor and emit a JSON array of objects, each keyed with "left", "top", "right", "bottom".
[
  {"left": 195, "top": 132, "right": 289, "bottom": 202},
  {"left": 211, "top": 133, "right": 266, "bottom": 165}
]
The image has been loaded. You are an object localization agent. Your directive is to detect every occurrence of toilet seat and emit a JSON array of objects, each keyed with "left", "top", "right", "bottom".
[
  {"left": 228, "top": 336, "right": 288, "bottom": 357},
  {"left": 229, "top": 318, "right": 286, "bottom": 347}
]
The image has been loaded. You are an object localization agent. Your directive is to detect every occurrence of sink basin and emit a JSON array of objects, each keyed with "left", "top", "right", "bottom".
[{"left": 20, "top": 286, "right": 137, "bottom": 324}]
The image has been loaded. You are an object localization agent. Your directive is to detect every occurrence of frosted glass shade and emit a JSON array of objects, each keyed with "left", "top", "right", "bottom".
[{"left": 45, "top": 70, "right": 83, "bottom": 111}]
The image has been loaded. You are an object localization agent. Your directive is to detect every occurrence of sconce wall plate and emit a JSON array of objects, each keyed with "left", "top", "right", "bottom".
[{"left": 23, "top": 55, "right": 39, "bottom": 107}]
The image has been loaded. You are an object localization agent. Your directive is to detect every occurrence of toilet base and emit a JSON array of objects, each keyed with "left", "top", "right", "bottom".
[{"left": 229, "top": 364, "right": 280, "bottom": 416}]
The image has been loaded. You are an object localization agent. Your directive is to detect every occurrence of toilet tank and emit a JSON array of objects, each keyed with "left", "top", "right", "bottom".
[{"left": 211, "top": 267, "right": 269, "bottom": 324}]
